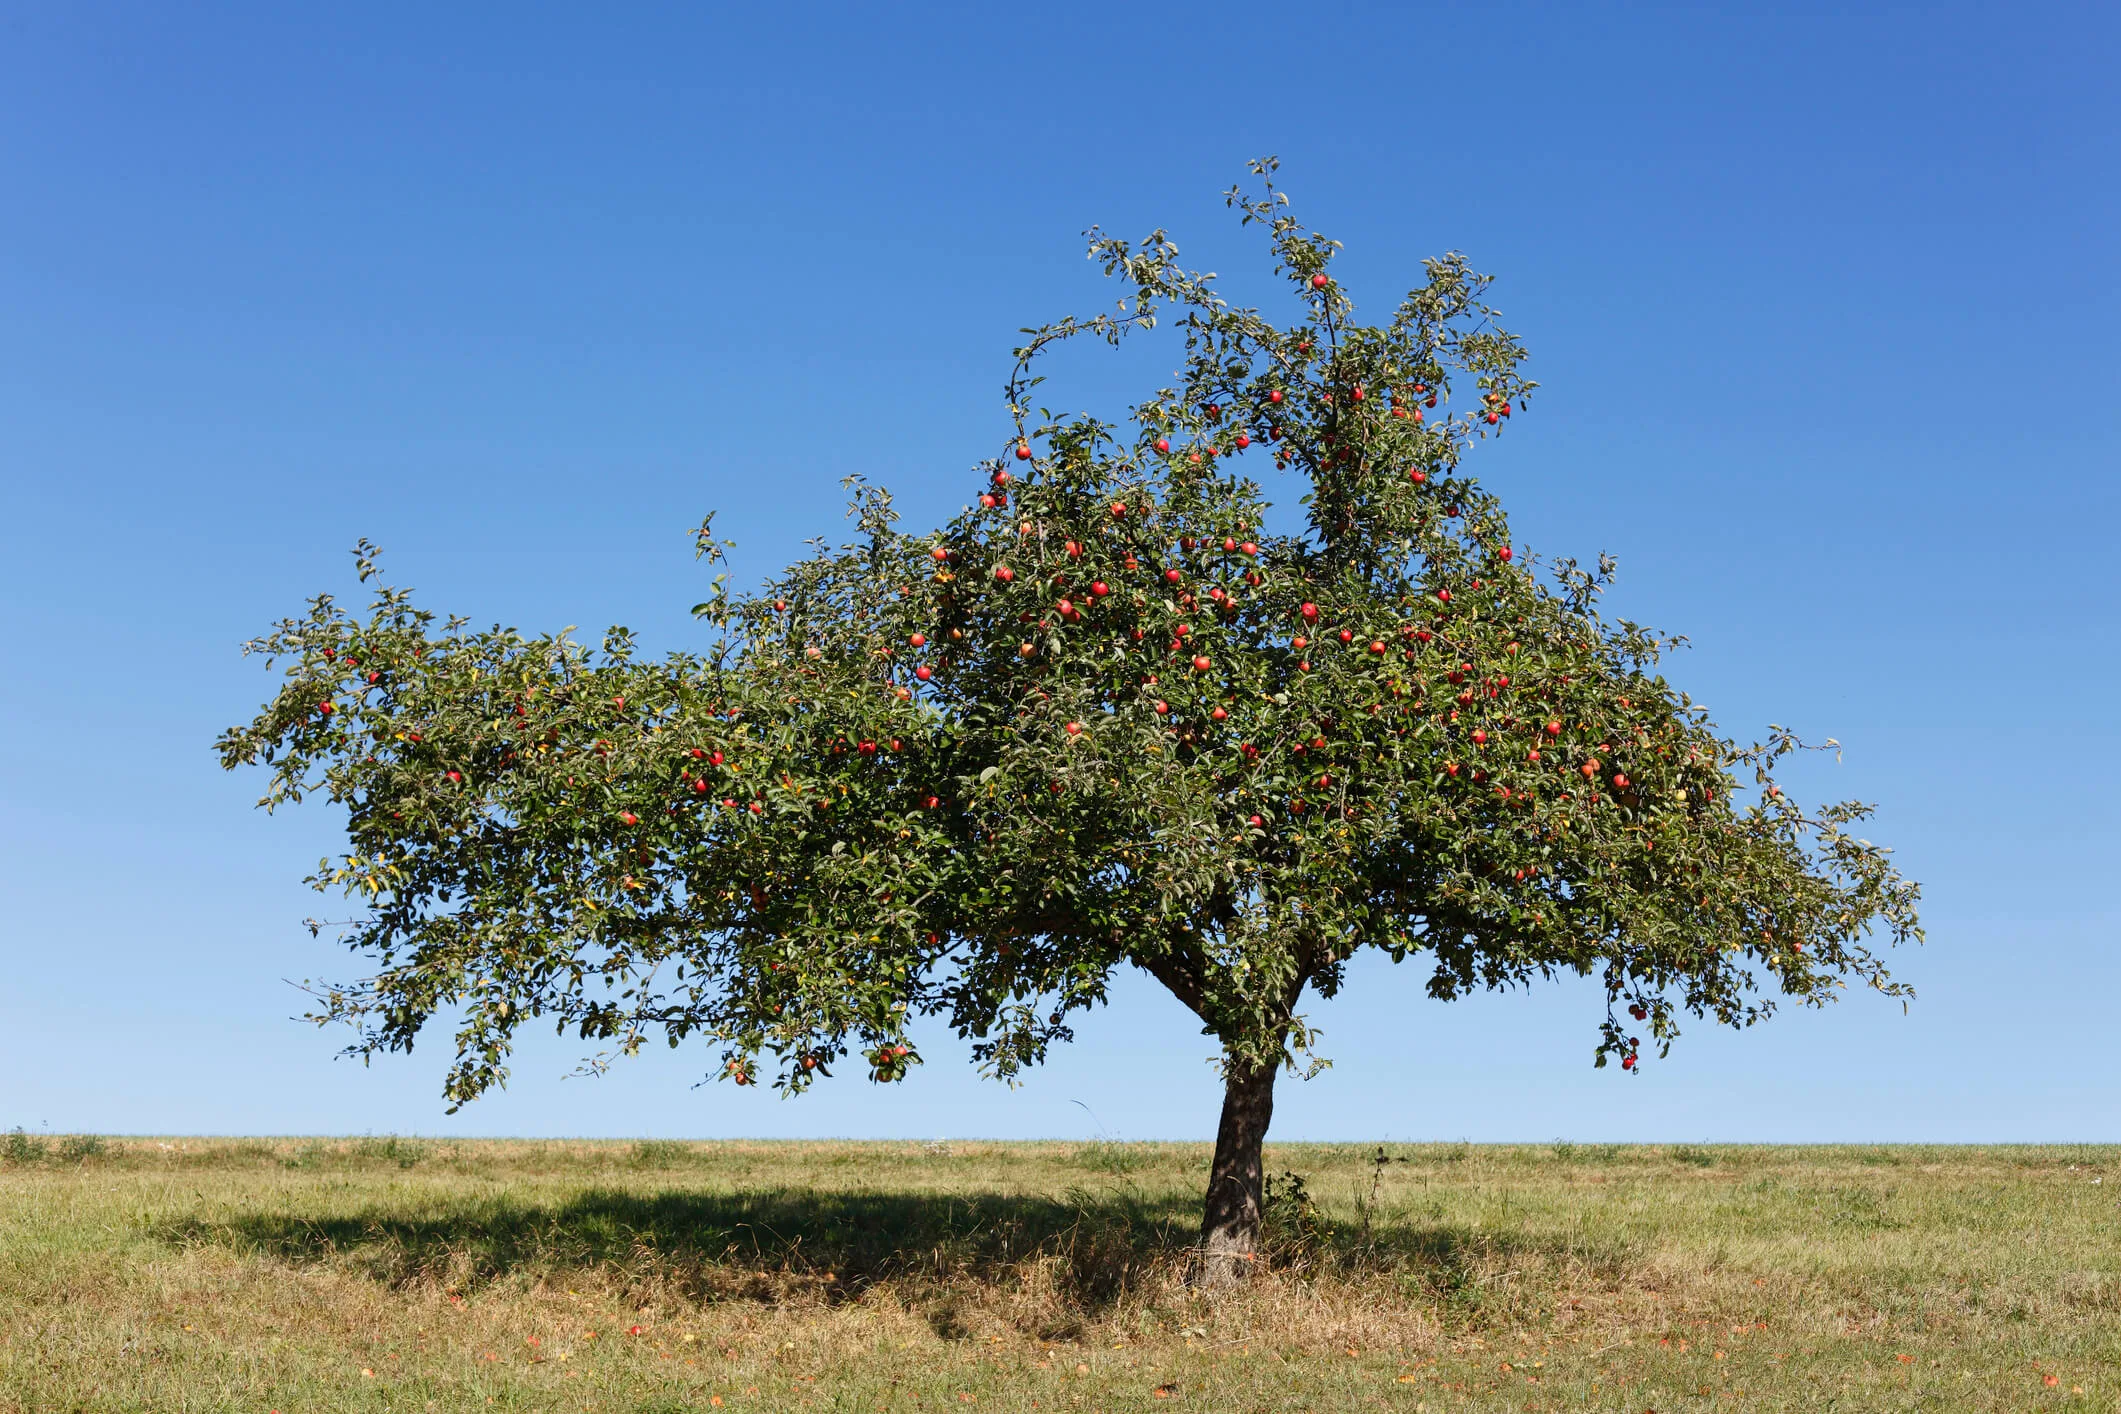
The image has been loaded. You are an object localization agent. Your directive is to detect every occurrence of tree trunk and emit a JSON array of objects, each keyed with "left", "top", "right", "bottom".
[{"left": 1194, "top": 1058, "right": 1277, "bottom": 1288}]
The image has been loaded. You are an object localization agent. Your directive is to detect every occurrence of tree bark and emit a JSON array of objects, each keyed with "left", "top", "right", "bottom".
[{"left": 1194, "top": 1057, "right": 1277, "bottom": 1287}]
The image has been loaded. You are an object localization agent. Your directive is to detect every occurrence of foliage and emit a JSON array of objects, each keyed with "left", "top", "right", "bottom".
[
  {"left": 1, "top": 1132, "right": 109, "bottom": 1165},
  {"left": 220, "top": 159, "right": 1919, "bottom": 1116},
  {"left": 55, "top": 1134, "right": 107, "bottom": 1164}
]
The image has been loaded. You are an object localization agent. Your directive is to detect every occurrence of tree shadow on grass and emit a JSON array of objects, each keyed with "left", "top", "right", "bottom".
[
  {"left": 163, "top": 1185, "right": 1198, "bottom": 1317},
  {"left": 162, "top": 1183, "right": 1642, "bottom": 1335}
]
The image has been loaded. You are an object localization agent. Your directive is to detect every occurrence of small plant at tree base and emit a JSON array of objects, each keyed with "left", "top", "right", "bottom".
[
  {"left": 221, "top": 159, "right": 1919, "bottom": 1287},
  {"left": 1261, "top": 1169, "right": 1326, "bottom": 1266}
]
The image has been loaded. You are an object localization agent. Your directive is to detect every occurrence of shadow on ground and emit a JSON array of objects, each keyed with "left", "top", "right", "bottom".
[
  {"left": 160, "top": 1184, "right": 1638, "bottom": 1328},
  {"left": 164, "top": 1187, "right": 1196, "bottom": 1310}
]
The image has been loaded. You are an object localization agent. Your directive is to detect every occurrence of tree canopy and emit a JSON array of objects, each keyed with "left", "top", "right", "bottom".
[{"left": 222, "top": 160, "right": 1919, "bottom": 1275}]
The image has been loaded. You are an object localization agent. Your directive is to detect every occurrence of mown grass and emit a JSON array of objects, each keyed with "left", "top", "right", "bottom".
[{"left": 2, "top": 1136, "right": 2115, "bottom": 1411}]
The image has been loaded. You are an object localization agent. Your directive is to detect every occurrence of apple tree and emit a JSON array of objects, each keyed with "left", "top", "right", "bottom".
[{"left": 221, "top": 160, "right": 1919, "bottom": 1282}]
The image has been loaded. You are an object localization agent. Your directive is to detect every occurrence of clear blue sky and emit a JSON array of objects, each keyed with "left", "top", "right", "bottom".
[{"left": 3, "top": 3, "right": 2115, "bottom": 1144}]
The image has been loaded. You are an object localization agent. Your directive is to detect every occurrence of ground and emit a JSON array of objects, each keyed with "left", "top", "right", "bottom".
[{"left": 1, "top": 1136, "right": 2114, "bottom": 1411}]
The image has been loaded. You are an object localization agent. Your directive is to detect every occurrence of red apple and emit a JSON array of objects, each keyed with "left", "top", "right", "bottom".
[
  {"left": 1211, "top": 706, "right": 1227, "bottom": 721},
  {"left": 994, "top": 566, "right": 1014, "bottom": 582},
  {"left": 1154, "top": 438, "right": 1170, "bottom": 454},
  {"left": 1165, "top": 568, "right": 1182, "bottom": 584},
  {"left": 1192, "top": 654, "right": 1212, "bottom": 672},
  {"left": 915, "top": 665, "right": 932, "bottom": 681},
  {"left": 1154, "top": 700, "right": 1169, "bottom": 715},
  {"left": 931, "top": 547, "right": 949, "bottom": 562},
  {"left": 619, "top": 811, "right": 638, "bottom": 825},
  {"left": 1300, "top": 602, "right": 1318, "bottom": 622},
  {"left": 1310, "top": 273, "right": 1328, "bottom": 289},
  {"left": 1014, "top": 443, "right": 1031, "bottom": 460}
]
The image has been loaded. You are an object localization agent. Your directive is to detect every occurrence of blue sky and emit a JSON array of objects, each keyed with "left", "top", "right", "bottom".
[{"left": 2, "top": 3, "right": 2114, "bottom": 1143}]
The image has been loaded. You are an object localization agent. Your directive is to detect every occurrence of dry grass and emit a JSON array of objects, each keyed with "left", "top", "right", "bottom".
[{"left": 2, "top": 1136, "right": 2116, "bottom": 1410}]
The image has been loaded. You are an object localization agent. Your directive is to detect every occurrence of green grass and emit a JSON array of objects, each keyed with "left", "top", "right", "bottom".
[{"left": 2, "top": 1137, "right": 2115, "bottom": 1411}]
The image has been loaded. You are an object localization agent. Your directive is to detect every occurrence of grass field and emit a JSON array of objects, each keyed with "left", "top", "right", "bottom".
[{"left": 2, "top": 1136, "right": 2115, "bottom": 1412}]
